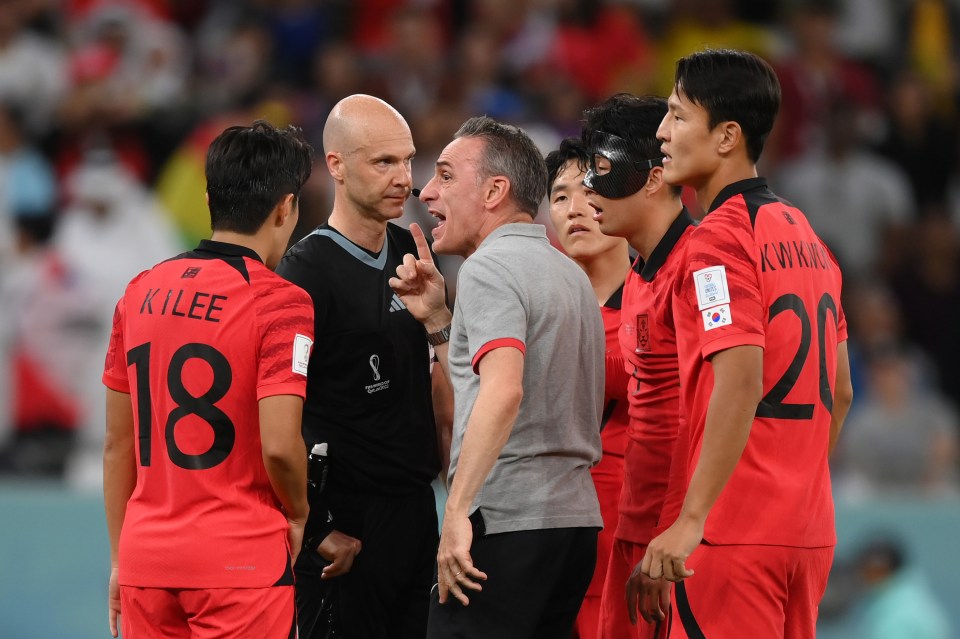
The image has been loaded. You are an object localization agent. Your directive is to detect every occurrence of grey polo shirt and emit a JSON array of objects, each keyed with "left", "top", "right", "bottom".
[{"left": 447, "top": 223, "right": 604, "bottom": 534}]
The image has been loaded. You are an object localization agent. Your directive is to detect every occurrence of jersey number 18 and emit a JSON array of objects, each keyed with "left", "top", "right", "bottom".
[{"left": 127, "top": 342, "right": 235, "bottom": 470}]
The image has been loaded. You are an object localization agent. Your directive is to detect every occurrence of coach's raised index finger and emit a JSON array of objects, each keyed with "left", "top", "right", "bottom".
[{"left": 410, "top": 223, "right": 433, "bottom": 263}]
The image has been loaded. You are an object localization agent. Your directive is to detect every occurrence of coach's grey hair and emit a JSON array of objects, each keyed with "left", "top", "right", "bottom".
[{"left": 454, "top": 116, "right": 547, "bottom": 217}]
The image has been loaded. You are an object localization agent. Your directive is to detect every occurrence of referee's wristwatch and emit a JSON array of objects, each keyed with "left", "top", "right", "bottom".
[{"left": 426, "top": 323, "right": 452, "bottom": 346}]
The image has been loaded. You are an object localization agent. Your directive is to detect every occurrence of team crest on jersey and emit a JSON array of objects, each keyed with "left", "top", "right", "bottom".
[
  {"left": 636, "top": 314, "right": 650, "bottom": 352},
  {"left": 293, "top": 334, "right": 313, "bottom": 375},
  {"left": 693, "top": 265, "right": 730, "bottom": 310},
  {"left": 702, "top": 304, "right": 732, "bottom": 331}
]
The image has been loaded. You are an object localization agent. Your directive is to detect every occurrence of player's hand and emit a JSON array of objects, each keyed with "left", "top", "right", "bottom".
[
  {"left": 625, "top": 566, "right": 671, "bottom": 625},
  {"left": 316, "top": 529, "right": 362, "bottom": 578},
  {"left": 389, "top": 223, "right": 450, "bottom": 328},
  {"left": 108, "top": 563, "right": 121, "bottom": 637},
  {"left": 437, "top": 513, "right": 487, "bottom": 606},
  {"left": 286, "top": 515, "right": 306, "bottom": 566},
  {"left": 640, "top": 515, "right": 702, "bottom": 582}
]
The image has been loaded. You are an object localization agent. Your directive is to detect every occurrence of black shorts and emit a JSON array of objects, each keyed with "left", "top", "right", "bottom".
[
  {"left": 427, "top": 510, "right": 598, "bottom": 639},
  {"left": 295, "top": 484, "right": 439, "bottom": 639}
]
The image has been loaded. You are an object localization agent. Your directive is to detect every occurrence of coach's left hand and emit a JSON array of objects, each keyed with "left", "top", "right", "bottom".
[{"left": 437, "top": 513, "right": 487, "bottom": 606}]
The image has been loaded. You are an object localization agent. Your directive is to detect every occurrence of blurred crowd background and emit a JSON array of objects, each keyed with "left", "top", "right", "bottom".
[{"left": 0, "top": 0, "right": 958, "bottom": 635}]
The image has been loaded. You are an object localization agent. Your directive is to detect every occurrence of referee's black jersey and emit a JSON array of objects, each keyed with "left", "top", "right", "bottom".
[{"left": 277, "top": 222, "right": 441, "bottom": 495}]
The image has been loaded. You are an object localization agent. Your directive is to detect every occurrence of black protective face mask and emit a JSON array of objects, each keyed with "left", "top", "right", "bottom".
[{"left": 583, "top": 131, "right": 663, "bottom": 199}]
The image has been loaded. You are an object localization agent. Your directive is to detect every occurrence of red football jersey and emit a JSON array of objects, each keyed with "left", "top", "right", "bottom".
[
  {"left": 671, "top": 178, "right": 847, "bottom": 547},
  {"left": 616, "top": 210, "right": 694, "bottom": 544},
  {"left": 600, "top": 297, "right": 629, "bottom": 460},
  {"left": 102, "top": 240, "right": 315, "bottom": 588},
  {"left": 582, "top": 295, "right": 629, "bottom": 601}
]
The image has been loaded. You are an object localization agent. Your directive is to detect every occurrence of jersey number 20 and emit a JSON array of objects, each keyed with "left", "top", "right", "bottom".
[
  {"left": 127, "top": 342, "right": 235, "bottom": 469},
  {"left": 756, "top": 292, "right": 839, "bottom": 420}
]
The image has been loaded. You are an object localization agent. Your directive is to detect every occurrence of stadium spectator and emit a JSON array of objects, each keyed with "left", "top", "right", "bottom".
[
  {"left": 774, "top": 99, "right": 913, "bottom": 280},
  {"left": 834, "top": 343, "right": 960, "bottom": 498},
  {"left": 874, "top": 69, "right": 959, "bottom": 214},
  {"left": 0, "top": 206, "right": 99, "bottom": 477},
  {"left": 768, "top": 0, "right": 881, "bottom": 166},
  {"left": 854, "top": 533, "right": 952, "bottom": 638}
]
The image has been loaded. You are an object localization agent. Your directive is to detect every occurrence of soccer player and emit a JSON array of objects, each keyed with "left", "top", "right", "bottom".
[
  {"left": 102, "top": 120, "right": 315, "bottom": 639},
  {"left": 576, "top": 94, "right": 694, "bottom": 638},
  {"left": 642, "top": 49, "right": 855, "bottom": 638},
  {"left": 389, "top": 116, "right": 605, "bottom": 639},
  {"left": 276, "top": 94, "right": 451, "bottom": 639},
  {"left": 546, "top": 137, "right": 631, "bottom": 639}
]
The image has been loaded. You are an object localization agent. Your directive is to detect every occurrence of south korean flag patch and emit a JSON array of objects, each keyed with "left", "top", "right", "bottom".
[{"left": 702, "top": 304, "right": 732, "bottom": 331}]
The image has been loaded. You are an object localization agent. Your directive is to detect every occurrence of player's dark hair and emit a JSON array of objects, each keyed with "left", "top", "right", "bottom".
[
  {"left": 674, "top": 49, "right": 780, "bottom": 163},
  {"left": 545, "top": 137, "right": 590, "bottom": 192},
  {"left": 581, "top": 93, "right": 681, "bottom": 196},
  {"left": 455, "top": 116, "right": 547, "bottom": 217},
  {"left": 205, "top": 120, "right": 313, "bottom": 234}
]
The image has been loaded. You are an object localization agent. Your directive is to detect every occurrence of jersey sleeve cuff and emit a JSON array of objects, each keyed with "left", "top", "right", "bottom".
[
  {"left": 472, "top": 338, "right": 525, "bottom": 373},
  {"left": 701, "top": 332, "right": 765, "bottom": 360},
  {"left": 257, "top": 381, "right": 308, "bottom": 401},
  {"left": 102, "top": 373, "right": 130, "bottom": 393}
]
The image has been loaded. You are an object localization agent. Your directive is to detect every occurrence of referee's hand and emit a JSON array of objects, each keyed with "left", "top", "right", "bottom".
[{"left": 317, "top": 529, "right": 362, "bottom": 578}]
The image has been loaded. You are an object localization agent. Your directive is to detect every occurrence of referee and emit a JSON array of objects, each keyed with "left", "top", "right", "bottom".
[{"left": 277, "top": 94, "right": 452, "bottom": 639}]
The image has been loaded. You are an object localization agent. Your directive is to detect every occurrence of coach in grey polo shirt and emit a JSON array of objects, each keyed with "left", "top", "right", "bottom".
[{"left": 389, "top": 115, "right": 604, "bottom": 639}]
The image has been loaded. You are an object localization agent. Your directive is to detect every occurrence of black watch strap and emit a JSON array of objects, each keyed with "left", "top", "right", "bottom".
[{"left": 426, "top": 323, "right": 452, "bottom": 346}]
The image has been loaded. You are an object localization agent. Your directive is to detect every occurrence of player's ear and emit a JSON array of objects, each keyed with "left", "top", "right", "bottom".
[
  {"left": 716, "top": 121, "right": 742, "bottom": 156},
  {"left": 275, "top": 193, "right": 296, "bottom": 227},
  {"left": 645, "top": 166, "right": 665, "bottom": 195}
]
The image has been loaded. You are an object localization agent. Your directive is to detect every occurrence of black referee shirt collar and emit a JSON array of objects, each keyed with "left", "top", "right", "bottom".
[
  {"left": 196, "top": 239, "right": 264, "bottom": 264},
  {"left": 708, "top": 177, "right": 768, "bottom": 214},
  {"left": 636, "top": 207, "right": 694, "bottom": 282}
]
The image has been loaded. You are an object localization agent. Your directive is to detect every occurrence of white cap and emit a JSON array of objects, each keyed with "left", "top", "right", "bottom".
[{"left": 311, "top": 443, "right": 328, "bottom": 456}]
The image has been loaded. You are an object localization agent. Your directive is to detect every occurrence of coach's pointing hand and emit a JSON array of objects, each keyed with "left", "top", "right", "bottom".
[{"left": 390, "top": 223, "right": 451, "bottom": 331}]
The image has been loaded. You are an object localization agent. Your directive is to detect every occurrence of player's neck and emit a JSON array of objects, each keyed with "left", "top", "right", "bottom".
[
  {"left": 628, "top": 199, "right": 684, "bottom": 263},
  {"left": 579, "top": 247, "right": 629, "bottom": 306},
  {"left": 209, "top": 230, "right": 270, "bottom": 264},
  {"left": 696, "top": 160, "right": 758, "bottom": 214},
  {"left": 326, "top": 208, "right": 388, "bottom": 253}
]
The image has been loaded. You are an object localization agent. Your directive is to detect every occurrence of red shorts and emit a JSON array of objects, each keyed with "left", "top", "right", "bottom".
[
  {"left": 597, "top": 539, "right": 665, "bottom": 639},
  {"left": 119, "top": 585, "right": 296, "bottom": 639},
  {"left": 667, "top": 544, "right": 833, "bottom": 639},
  {"left": 575, "top": 452, "right": 624, "bottom": 639}
]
